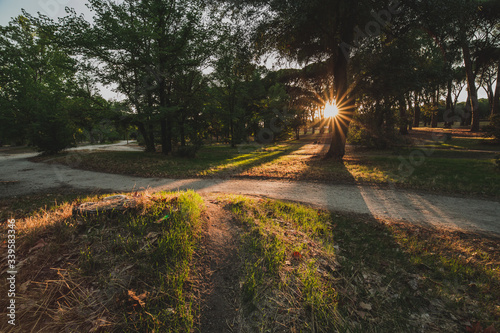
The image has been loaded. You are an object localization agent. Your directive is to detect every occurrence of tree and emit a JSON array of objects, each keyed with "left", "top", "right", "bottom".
[
  {"left": 0, "top": 14, "right": 78, "bottom": 153},
  {"left": 60, "top": 0, "right": 213, "bottom": 154}
]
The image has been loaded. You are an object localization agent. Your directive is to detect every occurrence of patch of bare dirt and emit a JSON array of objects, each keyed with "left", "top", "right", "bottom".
[{"left": 194, "top": 197, "right": 243, "bottom": 332}]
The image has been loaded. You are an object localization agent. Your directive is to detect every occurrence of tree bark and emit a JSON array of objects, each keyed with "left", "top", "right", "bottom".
[
  {"left": 492, "top": 61, "right": 500, "bottom": 117},
  {"left": 462, "top": 43, "right": 480, "bottom": 131},
  {"left": 413, "top": 94, "right": 421, "bottom": 128},
  {"left": 325, "top": 45, "right": 354, "bottom": 159},
  {"left": 137, "top": 122, "right": 156, "bottom": 152},
  {"left": 445, "top": 79, "right": 453, "bottom": 128},
  {"left": 398, "top": 96, "right": 409, "bottom": 135},
  {"left": 431, "top": 90, "right": 438, "bottom": 128}
]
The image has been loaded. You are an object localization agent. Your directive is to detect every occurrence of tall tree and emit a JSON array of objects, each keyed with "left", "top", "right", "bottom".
[
  {"left": 60, "top": 0, "right": 212, "bottom": 154},
  {"left": 223, "top": 0, "right": 387, "bottom": 158},
  {"left": 0, "top": 14, "right": 78, "bottom": 153}
]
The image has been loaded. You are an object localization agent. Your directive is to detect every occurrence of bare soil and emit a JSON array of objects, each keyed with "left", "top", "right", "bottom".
[{"left": 195, "top": 198, "right": 243, "bottom": 332}]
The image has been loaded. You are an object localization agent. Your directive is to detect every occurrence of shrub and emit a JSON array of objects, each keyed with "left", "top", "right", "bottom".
[
  {"left": 484, "top": 114, "right": 500, "bottom": 141},
  {"left": 31, "top": 112, "right": 75, "bottom": 155},
  {"left": 347, "top": 107, "right": 399, "bottom": 149},
  {"left": 176, "top": 145, "right": 200, "bottom": 158}
]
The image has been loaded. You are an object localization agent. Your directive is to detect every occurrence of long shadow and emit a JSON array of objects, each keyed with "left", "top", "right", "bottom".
[
  {"left": 198, "top": 141, "right": 309, "bottom": 179},
  {"left": 330, "top": 210, "right": 500, "bottom": 331}
]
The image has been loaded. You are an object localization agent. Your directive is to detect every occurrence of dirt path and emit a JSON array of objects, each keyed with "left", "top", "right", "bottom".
[
  {"left": 1, "top": 152, "right": 499, "bottom": 235},
  {"left": 197, "top": 199, "right": 242, "bottom": 332}
]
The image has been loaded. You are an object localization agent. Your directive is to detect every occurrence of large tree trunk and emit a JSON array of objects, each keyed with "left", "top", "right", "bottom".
[
  {"left": 492, "top": 61, "right": 500, "bottom": 117},
  {"left": 398, "top": 96, "right": 409, "bottom": 135},
  {"left": 431, "top": 90, "right": 438, "bottom": 128},
  {"left": 325, "top": 50, "right": 354, "bottom": 159},
  {"left": 445, "top": 79, "right": 454, "bottom": 128},
  {"left": 413, "top": 94, "right": 421, "bottom": 128},
  {"left": 137, "top": 122, "right": 156, "bottom": 153},
  {"left": 462, "top": 43, "right": 480, "bottom": 131}
]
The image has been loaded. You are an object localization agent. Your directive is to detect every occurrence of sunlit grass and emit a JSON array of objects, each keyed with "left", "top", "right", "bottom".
[
  {"left": 31, "top": 137, "right": 500, "bottom": 197},
  {"left": 221, "top": 195, "right": 500, "bottom": 331}
]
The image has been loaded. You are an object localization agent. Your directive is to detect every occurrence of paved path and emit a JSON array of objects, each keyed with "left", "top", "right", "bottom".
[{"left": 1, "top": 150, "right": 499, "bottom": 235}]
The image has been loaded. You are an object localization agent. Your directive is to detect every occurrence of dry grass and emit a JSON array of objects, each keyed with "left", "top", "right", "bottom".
[
  {"left": 16, "top": 269, "right": 114, "bottom": 333},
  {"left": 0, "top": 190, "right": 205, "bottom": 333}
]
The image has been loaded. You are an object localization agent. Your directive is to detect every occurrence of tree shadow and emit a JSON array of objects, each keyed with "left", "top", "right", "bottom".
[
  {"left": 331, "top": 211, "right": 500, "bottom": 331},
  {"left": 197, "top": 142, "right": 309, "bottom": 179}
]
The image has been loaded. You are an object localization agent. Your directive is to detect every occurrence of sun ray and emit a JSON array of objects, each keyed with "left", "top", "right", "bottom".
[{"left": 324, "top": 101, "right": 339, "bottom": 118}]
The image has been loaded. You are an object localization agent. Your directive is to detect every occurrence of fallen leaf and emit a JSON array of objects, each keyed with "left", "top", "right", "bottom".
[
  {"left": 359, "top": 302, "right": 372, "bottom": 311},
  {"left": 485, "top": 325, "right": 497, "bottom": 333},
  {"left": 19, "top": 281, "right": 31, "bottom": 293},
  {"left": 128, "top": 290, "right": 148, "bottom": 308},
  {"left": 466, "top": 322, "right": 483, "bottom": 333},
  {"left": 29, "top": 239, "right": 47, "bottom": 253},
  {"left": 356, "top": 310, "right": 368, "bottom": 319}
]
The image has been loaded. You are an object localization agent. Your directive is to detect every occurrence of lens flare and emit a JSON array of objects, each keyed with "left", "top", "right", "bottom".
[{"left": 324, "top": 102, "right": 339, "bottom": 118}]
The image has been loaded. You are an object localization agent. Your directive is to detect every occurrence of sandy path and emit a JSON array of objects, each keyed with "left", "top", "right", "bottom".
[{"left": 1, "top": 151, "right": 499, "bottom": 235}]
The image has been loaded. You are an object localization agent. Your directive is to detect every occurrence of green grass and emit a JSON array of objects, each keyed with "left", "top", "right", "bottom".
[
  {"left": 352, "top": 154, "right": 500, "bottom": 197},
  {"left": 412, "top": 137, "right": 500, "bottom": 151},
  {"left": 224, "top": 196, "right": 500, "bottom": 332},
  {"left": 34, "top": 143, "right": 305, "bottom": 178},
  {"left": 1, "top": 192, "right": 498, "bottom": 332},
  {"left": 32, "top": 137, "right": 500, "bottom": 198},
  {"left": 227, "top": 196, "right": 339, "bottom": 332}
]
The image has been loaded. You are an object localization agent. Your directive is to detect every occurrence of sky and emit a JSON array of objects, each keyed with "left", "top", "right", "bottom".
[{"left": 0, "top": 0, "right": 489, "bottom": 103}]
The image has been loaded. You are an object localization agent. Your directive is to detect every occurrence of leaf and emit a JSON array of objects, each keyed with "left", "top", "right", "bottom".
[
  {"left": 292, "top": 251, "right": 302, "bottom": 259},
  {"left": 128, "top": 290, "right": 148, "bottom": 308},
  {"left": 466, "top": 322, "right": 483, "bottom": 333},
  {"left": 29, "top": 239, "right": 47, "bottom": 253},
  {"left": 484, "top": 326, "right": 497, "bottom": 333},
  {"left": 359, "top": 302, "right": 372, "bottom": 311},
  {"left": 19, "top": 281, "right": 31, "bottom": 293}
]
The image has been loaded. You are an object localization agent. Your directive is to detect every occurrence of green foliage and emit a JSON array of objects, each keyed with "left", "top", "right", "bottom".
[
  {"left": 484, "top": 114, "right": 500, "bottom": 141},
  {"left": 348, "top": 107, "right": 399, "bottom": 149},
  {"left": 175, "top": 145, "right": 201, "bottom": 159},
  {"left": 31, "top": 109, "right": 76, "bottom": 154},
  {"left": 0, "top": 14, "right": 112, "bottom": 153}
]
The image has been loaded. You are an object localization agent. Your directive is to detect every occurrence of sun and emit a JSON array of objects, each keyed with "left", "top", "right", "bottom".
[{"left": 324, "top": 101, "right": 339, "bottom": 118}]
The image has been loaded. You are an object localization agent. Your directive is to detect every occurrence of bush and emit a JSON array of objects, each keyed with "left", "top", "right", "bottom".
[
  {"left": 176, "top": 145, "right": 200, "bottom": 158},
  {"left": 31, "top": 112, "right": 75, "bottom": 155},
  {"left": 347, "top": 108, "right": 399, "bottom": 149},
  {"left": 484, "top": 114, "right": 500, "bottom": 141}
]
